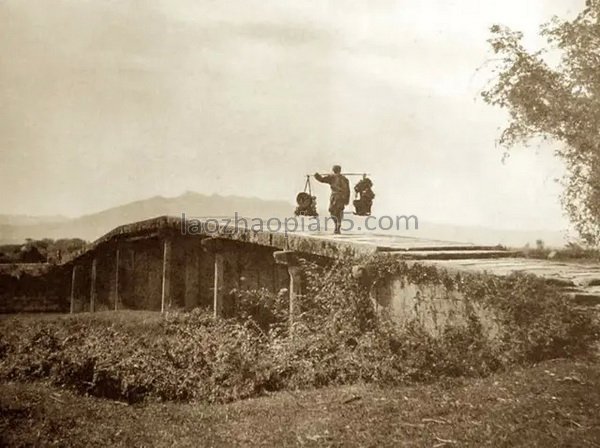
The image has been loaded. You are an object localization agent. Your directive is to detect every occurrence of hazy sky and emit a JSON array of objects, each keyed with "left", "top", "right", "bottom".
[{"left": 0, "top": 0, "right": 584, "bottom": 230}]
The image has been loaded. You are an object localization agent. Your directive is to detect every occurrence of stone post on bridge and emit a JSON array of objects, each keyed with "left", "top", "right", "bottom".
[
  {"left": 89, "top": 257, "right": 97, "bottom": 313},
  {"left": 183, "top": 240, "right": 203, "bottom": 311},
  {"left": 161, "top": 238, "right": 172, "bottom": 313},
  {"left": 201, "top": 238, "right": 227, "bottom": 318},
  {"left": 69, "top": 265, "right": 78, "bottom": 314},
  {"left": 351, "top": 264, "right": 379, "bottom": 312},
  {"left": 113, "top": 248, "right": 120, "bottom": 311},
  {"left": 273, "top": 250, "right": 303, "bottom": 330}
]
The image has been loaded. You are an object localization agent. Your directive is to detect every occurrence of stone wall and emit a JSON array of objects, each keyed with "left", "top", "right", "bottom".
[
  {"left": 66, "top": 234, "right": 289, "bottom": 315},
  {"left": 374, "top": 275, "right": 500, "bottom": 338}
]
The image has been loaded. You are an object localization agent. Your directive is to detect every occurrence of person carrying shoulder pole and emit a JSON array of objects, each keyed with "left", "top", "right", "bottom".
[{"left": 314, "top": 165, "right": 350, "bottom": 234}]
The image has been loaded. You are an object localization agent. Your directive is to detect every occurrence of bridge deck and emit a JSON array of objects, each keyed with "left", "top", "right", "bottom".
[
  {"left": 59, "top": 215, "right": 600, "bottom": 305},
  {"left": 63, "top": 215, "right": 511, "bottom": 262}
]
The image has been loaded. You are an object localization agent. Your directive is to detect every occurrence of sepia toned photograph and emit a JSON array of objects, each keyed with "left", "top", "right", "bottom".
[{"left": 1, "top": 0, "right": 599, "bottom": 446}]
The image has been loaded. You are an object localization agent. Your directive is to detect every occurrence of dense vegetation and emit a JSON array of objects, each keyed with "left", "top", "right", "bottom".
[
  {"left": 0, "top": 255, "right": 597, "bottom": 404},
  {"left": 0, "top": 238, "right": 86, "bottom": 264},
  {"left": 519, "top": 240, "right": 600, "bottom": 261},
  {"left": 3, "top": 359, "right": 600, "bottom": 447},
  {"left": 483, "top": 0, "right": 600, "bottom": 244}
]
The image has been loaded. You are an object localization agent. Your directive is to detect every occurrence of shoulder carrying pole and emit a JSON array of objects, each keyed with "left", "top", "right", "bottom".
[{"left": 308, "top": 172, "right": 370, "bottom": 177}]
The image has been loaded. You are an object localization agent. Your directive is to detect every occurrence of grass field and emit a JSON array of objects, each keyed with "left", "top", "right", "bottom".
[
  {"left": 1, "top": 285, "right": 598, "bottom": 448},
  {"left": 1, "top": 358, "right": 600, "bottom": 447}
]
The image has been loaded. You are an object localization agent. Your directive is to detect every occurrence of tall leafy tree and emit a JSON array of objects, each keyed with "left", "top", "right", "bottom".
[{"left": 482, "top": 0, "right": 600, "bottom": 244}]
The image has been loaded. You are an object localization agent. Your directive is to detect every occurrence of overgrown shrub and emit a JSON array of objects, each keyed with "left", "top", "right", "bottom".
[
  {"left": 363, "top": 253, "right": 598, "bottom": 363},
  {"left": 0, "top": 254, "right": 597, "bottom": 404}
]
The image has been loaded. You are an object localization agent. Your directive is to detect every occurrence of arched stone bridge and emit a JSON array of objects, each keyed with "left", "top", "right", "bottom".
[{"left": 61, "top": 215, "right": 600, "bottom": 330}]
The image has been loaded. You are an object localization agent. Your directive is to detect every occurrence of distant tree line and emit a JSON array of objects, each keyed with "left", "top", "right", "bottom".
[{"left": 0, "top": 238, "right": 87, "bottom": 264}]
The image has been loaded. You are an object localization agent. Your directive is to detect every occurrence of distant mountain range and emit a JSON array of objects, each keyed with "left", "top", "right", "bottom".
[
  {"left": 0, "top": 192, "right": 292, "bottom": 244},
  {"left": 0, "top": 192, "right": 568, "bottom": 247},
  {"left": 0, "top": 214, "right": 69, "bottom": 226}
]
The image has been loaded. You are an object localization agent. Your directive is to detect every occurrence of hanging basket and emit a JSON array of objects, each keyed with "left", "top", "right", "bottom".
[
  {"left": 353, "top": 177, "right": 375, "bottom": 216},
  {"left": 296, "top": 192, "right": 313, "bottom": 208},
  {"left": 294, "top": 176, "right": 319, "bottom": 217}
]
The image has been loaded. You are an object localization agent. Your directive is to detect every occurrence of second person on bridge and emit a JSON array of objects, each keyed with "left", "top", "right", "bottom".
[{"left": 314, "top": 165, "right": 350, "bottom": 235}]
